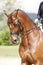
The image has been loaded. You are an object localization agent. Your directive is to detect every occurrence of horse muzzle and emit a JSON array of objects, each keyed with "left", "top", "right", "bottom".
[{"left": 11, "top": 36, "right": 21, "bottom": 44}]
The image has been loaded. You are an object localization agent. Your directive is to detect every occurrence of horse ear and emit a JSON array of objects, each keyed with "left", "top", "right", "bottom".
[{"left": 4, "top": 10, "right": 9, "bottom": 17}]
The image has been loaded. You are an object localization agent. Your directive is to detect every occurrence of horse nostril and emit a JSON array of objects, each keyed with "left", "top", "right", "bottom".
[
  {"left": 12, "top": 37, "right": 19, "bottom": 44},
  {"left": 14, "top": 39, "right": 17, "bottom": 42},
  {"left": 13, "top": 38, "right": 18, "bottom": 43}
]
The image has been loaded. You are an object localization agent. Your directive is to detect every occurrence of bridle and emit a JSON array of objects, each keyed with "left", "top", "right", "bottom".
[
  {"left": 10, "top": 17, "right": 39, "bottom": 36},
  {"left": 10, "top": 10, "right": 39, "bottom": 36}
]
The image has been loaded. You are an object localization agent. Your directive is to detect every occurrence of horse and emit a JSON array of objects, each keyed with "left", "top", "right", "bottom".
[{"left": 4, "top": 9, "right": 43, "bottom": 65}]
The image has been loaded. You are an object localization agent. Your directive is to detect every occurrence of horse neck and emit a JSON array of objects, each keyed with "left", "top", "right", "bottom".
[
  {"left": 21, "top": 18, "right": 39, "bottom": 48},
  {"left": 18, "top": 12, "right": 39, "bottom": 48}
]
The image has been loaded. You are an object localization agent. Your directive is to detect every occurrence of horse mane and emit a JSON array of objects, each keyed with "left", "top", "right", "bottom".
[{"left": 17, "top": 9, "right": 37, "bottom": 28}]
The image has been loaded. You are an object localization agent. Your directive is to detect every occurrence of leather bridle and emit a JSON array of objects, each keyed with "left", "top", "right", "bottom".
[{"left": 10, "top": 18, "right": 38, "bottom": 36}]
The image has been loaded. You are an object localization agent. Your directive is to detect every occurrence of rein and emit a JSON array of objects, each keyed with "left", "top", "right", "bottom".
[{"left": 22, "top": 27, "right": 39, "bottom": 36}]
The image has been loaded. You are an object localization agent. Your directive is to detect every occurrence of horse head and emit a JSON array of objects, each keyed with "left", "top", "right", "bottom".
[{"left": 4, "top": 9, "right": 22, "bottom": 44}]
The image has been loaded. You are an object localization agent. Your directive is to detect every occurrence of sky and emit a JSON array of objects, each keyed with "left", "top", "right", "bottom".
[{"left": 18, "top": 0, "right": 43, "bottom": 13}]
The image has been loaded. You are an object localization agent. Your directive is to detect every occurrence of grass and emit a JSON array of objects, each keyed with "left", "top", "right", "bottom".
[{"left": 0, "top": 45, "right": 20, "bottom": 57}]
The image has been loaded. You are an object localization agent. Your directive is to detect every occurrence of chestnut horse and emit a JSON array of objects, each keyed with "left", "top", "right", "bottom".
[{"left": 4, "top": 9, "right": 43, "bottom": 65}]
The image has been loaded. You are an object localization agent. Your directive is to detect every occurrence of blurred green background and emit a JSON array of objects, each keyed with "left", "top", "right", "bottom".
[{"left": 0, "top": 14, "right": 12, "bottom": 45}]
